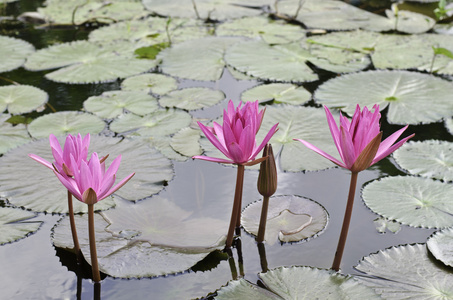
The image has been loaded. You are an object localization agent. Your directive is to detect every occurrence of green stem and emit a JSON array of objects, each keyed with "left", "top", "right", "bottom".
[
  {"left": 331, "top": 171, "right": 358, "bottom": 272},
  {"left": 88, "top": 204, "right": 101, "bottom": 283},
  {"left": 67, "top": 191, "right": 82, "bottom": 264},
  {"left": 257, "top": 196, "right": 270, "bottom": 243},
  {"left": 225, "top": 165, "right": 245, "bottom": 249}
]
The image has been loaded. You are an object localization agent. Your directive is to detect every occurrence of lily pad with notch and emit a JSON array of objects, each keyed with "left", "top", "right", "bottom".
[
  {"left": 0, "top": 207, "right": 42, "bottom": 245},
  {"left": 0, "top": 85, "right": 48, "bottom": 115},
  {"left": 427, "top": 227, "right": 453, "bottom": 268},
  {"left": 121, "top": 73, "right": 178, "bottom": 95},
  {"left": 0, "top": 36, "right": 35, "bottom": 73}
]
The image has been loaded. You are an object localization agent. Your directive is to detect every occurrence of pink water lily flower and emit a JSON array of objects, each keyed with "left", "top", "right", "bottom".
[
  {"left": 193, "top": 100, "right": 278, "bottom": 165},
  {"left": 54, "top": 152, "right": 135, "bottom": 205},
  {"left": 29, "top": 133, "right": 90, "bottom": 177},
  {"left": 295, "top": 105, "right": 414, "bottom": 172}
]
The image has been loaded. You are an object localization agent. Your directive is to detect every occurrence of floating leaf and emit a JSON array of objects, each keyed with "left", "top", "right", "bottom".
[
  {"left": 241, "top": 195, "right": 328, "bottom": 245},
  {"left": 393, "top": 140, "right": 453, "bottom": 182},
  {"left": 216, "top": 266, "right": 379, "bottom": 299},
  {"left": 110, "top": 108, "right": 192, "bottom": 137},
  {"left": 0, "top": 36, "right": 35, "bottom": 73},
  {"left": 83, "top": 90, "right": 159, "bottom": 119},
  {"left": 142, "top": 135, "right": 187, "bottom": 161},
  {"left": 373, "top": 217, "right": 401, "bottom": 234},
  {"left": 241, "top": 83, "right": 311, "bottom": 105},
  {"left": 159, "top": 87, "right": 224, "bottom": 110},
  {"left": 355, "top": 244, "right": 453, "bottom": 299},
  {"left": 362, "top": 176, "right": 453, "bottom": 229},
  {"left": 134, "top": 43, "right": 168, "bottom": 59},
  {"left": 27, "top": 111, "right": 105, "bottom": 139},
  {"left": 314, "top": 70, "right": 453, "bottom": 125},
  {"left": 170, "top": 127, "right": 202, "bottom": 158},
  {"left": 121, "top": 73, "right": 178, "bottom": 95},
  {"left": 0, "top": 207, "right": 42, "bottom": 245},
  {"left": 0, "top": 114, "right": 31, "bottom": 154},
  {"left": 0, "top": 85, "right": 48, "bottom": 115},
  {"left": 427, "top": 227, "right": 453, "bottom": 267},
  {"left": 385, "top": 9, "right": 435, "bottom": 34}
]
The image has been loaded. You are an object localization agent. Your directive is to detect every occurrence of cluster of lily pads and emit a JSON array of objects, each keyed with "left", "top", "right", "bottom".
[{"left": 1, "top": 0, "right": 453, "bottom": 298}]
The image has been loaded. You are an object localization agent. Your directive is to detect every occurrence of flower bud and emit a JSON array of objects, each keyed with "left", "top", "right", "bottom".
[{"left": 257, "top": 144, "right": 277, "bottom": 197}]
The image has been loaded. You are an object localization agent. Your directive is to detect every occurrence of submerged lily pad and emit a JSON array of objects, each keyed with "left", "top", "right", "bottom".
[
  {"left": 0, "top": 85, "right": 48, "bottom": 115},
  {"left": 241, "top": 195, "right": 328, "bottom": 245},
  {"left": 393, "top": 140, "right": 453, "bottom": 182},
  {"left": 83, "top": 90, "right": 159, "bottom": 119},
  {"left": 355, "top": 244, "right": 453, "bottom": 299},
  {"left": 314, "top": 70, "right": 453, "bottom": 124},
  {"left": 362, "top": 176, "right": 453, "bottom": 229},
  {"left": 159, "top": 88, "right": 224, "bottom": 110},
  {"left": 0, "top": 114, "right": 31, "bottom": 154},
  {"left": 216, "top": 266, "right": 379, "bottom": 299},
  {"left": 121, "top": 73, "right": 178, "bottom": 95},
  {"left": 27, "top": 111, "right": 105, "bottom": 139},
  {"left": 427, "top": 227, "right": 453, "bottom": 268},
  {"left": 0, "top": 36, "right": 35, "bottom": 73},
  {"left": 52, "top": 197, "right": 226, "bottom": 278},
  {"left": 373, "top": 217, "right": 401, "bottom": 234},
  {"left": 241, "top": 83, "right": 311, "bottom": 105},
  {"left": 0, "top": 207, "right": 42, "bottom": 245}
]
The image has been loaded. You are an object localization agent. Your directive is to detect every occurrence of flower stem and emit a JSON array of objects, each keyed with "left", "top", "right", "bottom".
[
  {"left": 88, "top": 204, "right": 101, "bottom": 283},
  {"left": 332, "top": 171, "right": 359, "bottom": 272},
  {"left": 257, "top": 196, "right": 270, "bottom": 243},
  {"left": 67, "top": 191, "right": 82, "bottom": 264},
  {"left": 225, "top": 164, "right": 245, "bottom": 249}
]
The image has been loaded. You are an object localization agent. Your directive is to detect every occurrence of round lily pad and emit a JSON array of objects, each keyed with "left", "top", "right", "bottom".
[
  {"left": 159, "top": 87, "right": 224, "bottom": 110},
  {"left": 121, "top": 73, "right": 178, "bottom": 95},
  {"left": 0, "top": 36, "right": 35, "bottom": 73},
  {"left": 393, "top": 140, "right": 453, "bottom": 182},
  {"left": 314, "top": 70, "right": 453, "bottom": 125},
  {"left": 170, "top": 127, "right": 202, "bottom": 158},
  {"left": 84, "top": 90, "right": 159, "bottom": 119},
  {"left": 427, "top": 227, "right": 453, "bottom": 268},
  {"left": 0, "top": 207, "right": 42, "bottom": 245},
  {"left": 0, "top": 114, "right": 31, "bottom": 154},
  {"left": 355, "top": 243, "right": 453, "bottom": 299},
  {"left": 241, "top": 195, "right": 328, "bottom": 245},
  {"left": 385, "top": 9, "right": 435, "bottom": 34},
  {"left": 362, "top": 176, "right": 453, "bottom": 229},
  {"left": 27, "top": 111, "right": 105, "bottom": 139},
  {"left": 241, "top": 83, "right": 311, "bottom": 105},
  {"left": 0, "top": 85, "right": 48, "bottom": 115}
]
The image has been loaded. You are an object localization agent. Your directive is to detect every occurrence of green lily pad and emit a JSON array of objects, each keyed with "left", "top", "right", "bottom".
[
  {"left": 83, "top": 90, "right": 159, "bottom": 119},
  {"left": 0, "top": 207, "right": 42, "bottom": 245},
  {"left": 52, "top": 197, "right": 226, "bottom": 278},
  {"left": 362, "top": 176, "right": 453, "bottom": 229},
  {"left": 241, "top": 195, "right": 328, "bottom": 245},
  {"left": 385, "top": 9, "right": 435, "bottom": 34},
  {"left": 141, "top": 135, "right": 187, "bottom": 161},
  {"left": 109, "top": 108, "right": 192, "bottom": 137},
  {"left": 27, "top": 111, "right": 105, "bottom": 139},
  {"left": 427, "top": 227, "right": 453, "bottom": 268},
  {"left": 216, "top": 266, "right": 379, "bottom": 299},
  {"left": 0, "top": 36, "right": 35, "bottom": 73},
  {"left": 170, "top": 127, "right": 202, "bottom": 158},
  {"left": 159, "top": 87, "right": 224, "bottom": 110},
  {"left": 121, "top": 73, "right": 178, "bottom": 95},
  {"left": 393, "top": 140, "right": 453, "bottom": 182},
  {"left": 158, "top": 37, "right": 243, "bottom": 81},
  {"left": 314, "top": 70, "right": 453, "bottom": 125},
  {"left": 0, "top": 85, "right": 48, "bottom": 115},
  {"left": 24, "top": 40, "right": 156, "bottom": 84},
  {"left": 0, "top": 114, "right": 31, "bottom": 154},
  {"left": 241, "top": 83, "right": 311, "bottom": 105},
  {"left": 355, "top": 244, "right": 453, "bottom": 299}
]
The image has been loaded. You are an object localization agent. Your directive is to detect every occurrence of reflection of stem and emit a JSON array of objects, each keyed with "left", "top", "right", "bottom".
[
  {"left": 93, "top": 282, "right": 101, "bottom": 300},
  {"left": 257, "top": 196, "right": 270, "bottom": 243},
  {"left": 236, "top": 238, "right": 244, "bottom": 277},
  {"left": 257, "top": 242, "right": 268, "bottom": 273},
  {"left": 191, "top": 0, "right": 200, "bottom": 19},
  {"left": 332, "top": 171, "right": 358, "bottom": 272},
  {"left": 225, "top": 248, "right": 238, "bottom": 280},
  {"left": 88, "top": 204, "right": 101, "bottom": 283},
  {"left": 76, "top": 262, "right": 82, "bottom": 300},
  {"left": 225, "top": 165, "right": 245, "bottom": 249},
  {"left": 68, "top": 191, "right": 83, "bottom": 264}
]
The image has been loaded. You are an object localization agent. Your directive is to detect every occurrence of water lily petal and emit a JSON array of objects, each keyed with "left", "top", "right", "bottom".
[
  {"left": 101, "top": 172, "right": 135, "bottom": 200},
  {"left": 192, "top": 155, "right": 234, "bottom": 164},
  {"left": 250, "top": 123, "right": 279, "bottom": 159},
  {"left": 372, "top": 133, "right": 415, "bottom": 165},
  {"left": 294, "top": 139, "right": 346, "bottom": 169},
  {"left": 28, "top": 154, "right": 53, "bottom": 170}
]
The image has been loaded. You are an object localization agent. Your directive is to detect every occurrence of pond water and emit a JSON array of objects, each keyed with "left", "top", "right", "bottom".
[{"left": 1, "top": 0, "right": 453, "bottom": 299}]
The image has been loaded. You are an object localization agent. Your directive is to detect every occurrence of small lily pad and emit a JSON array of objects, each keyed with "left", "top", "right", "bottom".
[
  {"left": 241, "top": 195, "right": 328, "bottom": 245},
  {"left": 385, "top": 9, "right": 435, "bottom": 34},
  {"left": 373, "top": 217, "right": 401, "bottom": 234},
  {"left": 170, "top": 127, "right": 202, "bottom": 158},
  {"left": 0, "top": 207, "right": 42, "bottom": 245},
  {"left": 0, "top": 36, "right": 35, "bottom": 73},
  {"left": 241, "top": 83, "right": 311, "bottom": 105},
  {"left": 393, "top": 140, "right": 453, "bottom": 182},
  {"left": 0, "top": 85, "right": 48, "bottom": 115},
  {"left": 0, "top": 114, "right": 31, "bottom": 154},
  {"left": 84, "top": 90, "right": 159, "bottom": 119},
  {"left": 362, "top": 176, "right": 453, "bottom": 229},
  {"left": 27, "top": 111, "right": 105, "bottom": 139},
  {"left": 121, "top": 73, "right": 178, "bottom": 95},
  {"left": 355, "top": 244, "right": 453, "bottom": 299},
  {"left": 159, "top": 87, "right": 224, "bottom": 110},
  {"left": 427, "top": 227, "right": 453, "bottom": 268}
]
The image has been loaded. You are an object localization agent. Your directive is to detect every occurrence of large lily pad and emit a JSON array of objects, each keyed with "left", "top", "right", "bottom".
[
  {"left": 241, "top": 83, "right": 311, "bottom": 105},
  {"left": 0, "top": 36, "right": 35, "bottom": 73},
  {"left": 241, "top": 195, "right": 328, "bottom": 245},
  {"left": 314, "top": 70, "right": 453, "bottom": 125},
  {"left": 52, "top": 197, "right": 226, "bottom": 278},
  {"left": 0, "top": 85, "right": 48, "bottom": 115},
  {"left": 362, "top": 176, "right": 453, "bottom": 229},
  {"left": 0, "top": 114, "right": 31, "bottom": 154},
  {"left": 159, "top": 87, "right": 224, "bottom": 110},
  {"left": 27, "top": 111, "right": 105, "bottom": 139},
  {"left": 83, "top": 90, "right": 159, "bottom": 119},
  {"left": 355, "top": 244, "right": 453, "bottom": 299},
  {"left": 216, "top": 266, "right": 379, "bottom": 299},
  {"left": 121, "top": 73, "right": 178, "bottom": 95},
  {"left": 427, "top": 227, "right": 453, "bottom": 268},
  {"left": 0, "top": 207, "right": 42, "bottom": 245},
  {"left": 393, "top": 140, "right": 453, "bottom": 182}
]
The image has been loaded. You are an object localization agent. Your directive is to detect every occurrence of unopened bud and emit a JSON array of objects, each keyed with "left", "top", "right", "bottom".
[{"left": 257, "top": 144, "right": 277, "bottom": 197}]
